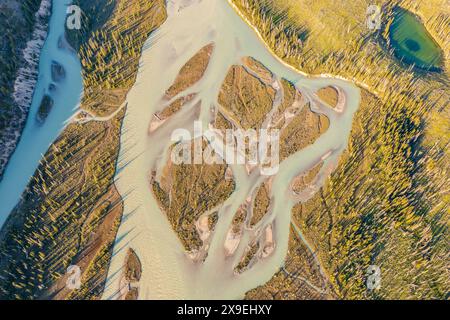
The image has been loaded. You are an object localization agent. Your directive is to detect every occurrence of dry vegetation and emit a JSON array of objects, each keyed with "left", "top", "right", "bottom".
[
  {"left": 316, "top": 87, "right": 339, "bottom": 108},
  {"left": 153, "top": 149, "right": 235, "bottom": 252},
  {"left": 291, "top": 162, "right": 323, "bottom": 194},
  {"left": 219, "top": 65, "right": 276, "bottom": 130},
  {"left": 165, "top": 43, "right": 214, "bottom": 99},
  {"left": 251, "top": 182, "right": 271, "bottom": 227},
  {"left": 157, "top": 43, "right": 214, "bottom": 119},
  {"left": 279, "top": 104, "right": 329, "bottom": 161},
  {"left": 246, "top": 226, "right": 335, "bottom": 299}
]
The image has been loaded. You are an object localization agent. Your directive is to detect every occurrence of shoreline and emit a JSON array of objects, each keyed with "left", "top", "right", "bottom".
[
  {"left": 0, "top": 0, "right": 83, "bottom": 229},
  {"left": 0, "top": 0, "right": 53, "bottom": 181},
  {"left": 103, "top": 0, "right": 360, "bottom": 299},
  {"left": 227, "top": 0, "right": 381, "bottom": 97}
]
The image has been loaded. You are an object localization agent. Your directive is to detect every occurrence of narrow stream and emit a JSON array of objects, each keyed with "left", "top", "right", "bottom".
[
  {"left": 103, "top": 0, "right": 360, "bottom": 299},
  {"left": 0, "top": 0, "right": 83, "bottom": 227}
]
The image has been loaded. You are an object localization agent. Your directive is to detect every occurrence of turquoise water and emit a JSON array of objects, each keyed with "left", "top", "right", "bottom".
[
  {"left": 0, "top": 0, "right": 83, "bottom": 227},
  {"left": 389, "top": 7, "right": 444, "bottom": 71}
]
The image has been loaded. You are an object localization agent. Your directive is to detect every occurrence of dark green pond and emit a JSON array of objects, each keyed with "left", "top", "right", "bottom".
[{"left": 389, "top": 7, "right": 444, "bottom": 71}]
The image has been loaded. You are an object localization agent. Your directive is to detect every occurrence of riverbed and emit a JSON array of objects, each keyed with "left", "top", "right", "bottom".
[{"left": 103, "top": 0, "right": 361, "bottom": 300}]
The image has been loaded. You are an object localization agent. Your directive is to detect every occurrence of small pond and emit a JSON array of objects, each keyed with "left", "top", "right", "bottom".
[{"left": 389, "top": 7, "right": 444, "bottom": 71}]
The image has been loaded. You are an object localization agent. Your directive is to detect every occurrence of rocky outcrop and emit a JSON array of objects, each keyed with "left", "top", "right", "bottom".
[
  {"left": 36, "top": 94, "right": 53, "bottom": 124},
  {"left": 51, "top": 61, "right": 66, "bottom": 82}
]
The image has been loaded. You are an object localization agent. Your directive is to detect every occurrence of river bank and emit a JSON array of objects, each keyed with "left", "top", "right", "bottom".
[
  {"left": 0, "top": 0, "right": 83, "bottom": 228},
  {"left": 233, "top": 0, "right": 450, "bottom": 299},
  {"left": 103, "top": 0, "right": 360, "bottom": 300},
  {"left": 0, "top": 0, "right": 52, "bottom": 180},
  {"left": 0, "top": 0, "right": 167, "bottom": 299}
]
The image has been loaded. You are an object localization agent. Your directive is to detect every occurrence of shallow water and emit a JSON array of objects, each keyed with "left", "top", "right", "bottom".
[
  {"left": 103, "top": 0, "right": 361, "bottom": 299},
  {"left": 0, "top": 0, "right": 83, "bottom": 227},
  {"left": 389, "top": 7, "right": 443, "bottom": 71}
]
